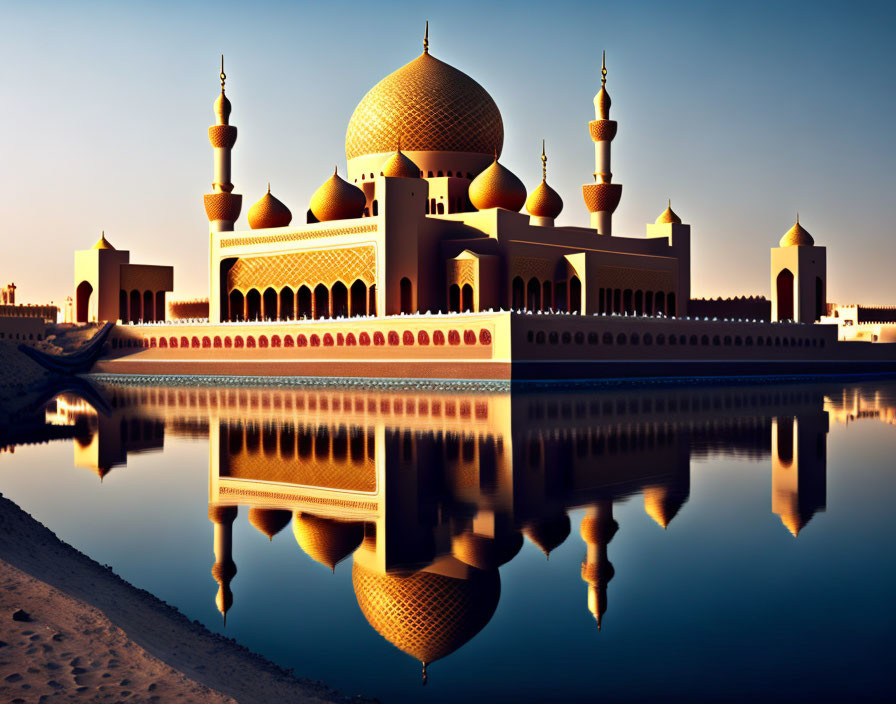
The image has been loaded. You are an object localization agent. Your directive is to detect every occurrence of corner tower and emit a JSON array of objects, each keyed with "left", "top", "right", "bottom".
[
  {"left": 582, "top": 52, "right": 622, "bottom": 235},
  {"left": 203, "top": 56, "right": 242, "bottom": 232},
  {"left": 771, "top": 216, "right": 826, "bottom": 322}
]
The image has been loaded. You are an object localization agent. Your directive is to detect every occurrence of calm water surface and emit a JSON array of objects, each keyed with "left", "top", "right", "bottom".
[{"left": 1, "top": 380, "right": 895, "bottom": 702}]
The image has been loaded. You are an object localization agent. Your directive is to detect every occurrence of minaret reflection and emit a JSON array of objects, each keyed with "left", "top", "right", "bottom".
[
  {"left": 209, "top": 505, "right": 238, "bottom": 624},
  {"left": 579, "top": 500, "right": 617, "bottom": 630}
]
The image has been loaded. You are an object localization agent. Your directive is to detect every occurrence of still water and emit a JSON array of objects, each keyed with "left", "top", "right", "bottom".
[{"left": 1, "top": 379, "right": 895, "bottom": 702}]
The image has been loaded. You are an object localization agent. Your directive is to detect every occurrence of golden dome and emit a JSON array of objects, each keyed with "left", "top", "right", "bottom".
[
  {"left": 309, "top": 167, "right": 367, "bottom": 222},
  {"left": 526, "top": 181, "right": 564, "bottom": 219},
  {"left": 345, "top": 51, "right": 503, "bottom": 161},
  {"left": 380, "top": 149, "right": 421, "bottom": 178},
  {"left": 779, "top": 215, "right": 814, "bottom": 247},
  {"left": 655, "top": 200, "right": 682, "bottom": 225},
  {"left": 247, "top": 508, "right": 292, "bottom": 540},
  {"left": 523, "top": 514, "right": 571, "bottom": 557},
  {"left": 451, "top": 530, "right": 523, "bottom": 570},
  {"left": 293, "top": 513, "right": 364, "bottom": 570},
  {"left": 92, "top": 232, "right": 114, "bottom": 250},
  {"left": 352, "top": 561, "right": 500, "bottom": 666},
  {"left": 469, "top": 159, "right": 527, "bottom": 212},
  {"left": 248, "top": 185, "right": 293, "bottom": 230},
  {"left": 526, "top": 141, "right": 563, "bottom": 219}
]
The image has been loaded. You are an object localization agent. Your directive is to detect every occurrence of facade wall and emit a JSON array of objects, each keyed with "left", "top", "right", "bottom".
[
  {"left": 74, "top": 248, "right": 130, "bottom": 323},
  {"left": 0, "top": 304, "right": 58, "bottom": 323},
  {"left": 0, "top": 315, "right": 47, "bottom": 343},
  {"left": 209, "top": 175, "right": 690, "bottom": 324},
  {"left": 771, "top": 245, "right": 826, "bottom": 323}
]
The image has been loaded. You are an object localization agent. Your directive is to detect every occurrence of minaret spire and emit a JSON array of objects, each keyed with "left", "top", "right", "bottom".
[
  {"left": 541, "top": 139, "right": 547, "bottom": 182},
  {"left": 204, "top": 56, "right": 243, "bottom": 322},
  {"left": 423, "top": 21, "right": 429, "bottom": 54},
  {"left": 601, "top": 49, "right": 607, "bottom": 87},
  {"left": 581, "top": 50, "right": 622, "bottom": 235}
]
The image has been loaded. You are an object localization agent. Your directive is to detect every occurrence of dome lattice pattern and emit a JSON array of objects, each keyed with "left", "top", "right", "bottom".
[
  {"left": 352, "top": 562, "right": 500, "bottom": 664},
  {"left": 346, "top": 53, "right": 504, "bottom": 160}
]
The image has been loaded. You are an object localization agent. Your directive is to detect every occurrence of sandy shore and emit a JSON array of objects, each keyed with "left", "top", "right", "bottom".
[{"left": 0, "top": 494, "right": 375, "bottom": 703}]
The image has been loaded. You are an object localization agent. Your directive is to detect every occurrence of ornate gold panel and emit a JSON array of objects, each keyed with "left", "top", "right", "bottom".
[{"left": 227, "top": 245, "right": 376, "bottom": 292}]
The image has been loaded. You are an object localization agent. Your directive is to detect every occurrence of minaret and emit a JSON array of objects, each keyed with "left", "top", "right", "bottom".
[
  {"left": 209, "top": 504, "right": 238, "bottom": 624},
  {"left": 581, "top": 52, "right": 622, "bottom": 235},
  {"left": 580, "top": 500, "right": 617, "bottom": 629},
  {"left": 203, "top": 56, "right": 242, "bottom": 232}
]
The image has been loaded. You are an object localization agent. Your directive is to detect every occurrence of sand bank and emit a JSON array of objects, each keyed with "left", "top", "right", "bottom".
[{"left": 0, "top": 494, "right": 375, "bottom": 703}]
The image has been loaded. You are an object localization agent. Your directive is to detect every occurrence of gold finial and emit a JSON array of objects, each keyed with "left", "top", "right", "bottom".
[
  {"left": 601, "top": 50, "right": 607, "bottom": 87},
  {"left": 334, "top": 165, "right": 338, "bottom": 176},
  {"left": 541, "top": 139, "right": 547, "bottom": 181},
  {"left": 493, "top": 148, "right": 498, "bottom": 162},
  {"left": 423, "top": 21, "right": 429, "bottom": 54},
  {"left": 796, "top": 211, "right": 800, "bottom": 224},
  {"left": 422, "top": 661, "right": 428, "bottom": 686},
  {"left": 668, "top": 198, "right": 671, "bottom": 208},
  {"left": 220, "top": 54, "right": 226, "bottom": 93},
  {"left": 267, "top": 182, "right": 271, "bottom": 194}
]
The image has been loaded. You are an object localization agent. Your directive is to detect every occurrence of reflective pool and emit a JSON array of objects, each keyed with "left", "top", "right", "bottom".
[{"left": 1, "top": 380, "right": 894, "bottom": 702}]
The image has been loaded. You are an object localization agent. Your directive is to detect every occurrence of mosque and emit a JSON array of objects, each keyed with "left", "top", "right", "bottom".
[
  {"left": 68, "top": 26, "right": 896, "bottom": 382},
  {"left": 203, "top": 32, "right": 691, "bottom": 323}
]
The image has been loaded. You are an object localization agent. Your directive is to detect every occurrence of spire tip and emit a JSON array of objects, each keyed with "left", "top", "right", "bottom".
[{"left": 423, "top": 21, "right": 429, "bottom": 54}]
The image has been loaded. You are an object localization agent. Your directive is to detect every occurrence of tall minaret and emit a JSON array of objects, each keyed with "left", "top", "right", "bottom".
[
  {"left": 581, "top": 52, "right": 622, "bottom": 235},
  {"left": 203, "top": 56, "right": 242, "bottom": 232}
]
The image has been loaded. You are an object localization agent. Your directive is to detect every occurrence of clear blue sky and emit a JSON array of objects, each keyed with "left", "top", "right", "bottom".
[{"left": 1, "top": 0, "right": 894, "bottom": 305}]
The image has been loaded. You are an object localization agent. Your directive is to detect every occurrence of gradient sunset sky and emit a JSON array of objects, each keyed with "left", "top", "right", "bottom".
[{"left": 1, "top": 0, "right": 893, "bottom": 307}]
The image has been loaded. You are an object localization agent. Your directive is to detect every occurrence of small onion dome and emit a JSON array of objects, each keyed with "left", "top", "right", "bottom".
[
  {"left": 526, "top": 180, "right": 563, "bottom": 219},
  {"left": 451, "top": 530, "right": 523, "bottom": 570},
  {"left": 309, "top": 167, "right": 367, "bottom": 222},
  {"left": 779, "top": 215, "right": 814, "bottom": 247},
  {"left": 293, "top": 513, "right": 364, "bottom": 571},
  {"left": 93, "top": 231, "right": 115, "bottom": 250},
  {"left": 468, "top": 158, "right": 527, "bottom": 212},
  {"left": 247, "top": 508, "right": 292, "bottom": 540},
  {"left": 643, "top": 485, "right": 687, "bottom": 530},
  {"left": 248, "top": 185, "right": 292, "bottom": 229},
  {"left": 214, "top": 92, "right": 231, "bottom": 124},
  {"left": 523, "top": 514, "right": 571, "bottom": 557},
  {"left": 655, "top": 200, "right": 682, "bottom": 225},
  {"left": 380, "top": 149, "right": 421, "bottom": 178}
]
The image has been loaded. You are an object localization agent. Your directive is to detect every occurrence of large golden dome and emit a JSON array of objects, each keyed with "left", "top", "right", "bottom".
[
  {"left": 352, "top": 561, "right": 500, "bottom": 667},
  {"left": 345, "top": 51, "right": 504, "bottom": 161}
]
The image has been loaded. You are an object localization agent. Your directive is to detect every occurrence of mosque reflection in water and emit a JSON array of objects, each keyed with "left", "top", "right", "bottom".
[{"left": 49, "top": 383, "right": 894, "bottom": 682}]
